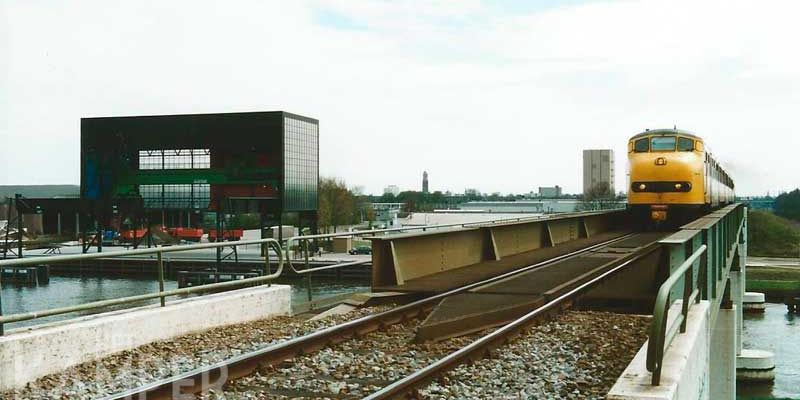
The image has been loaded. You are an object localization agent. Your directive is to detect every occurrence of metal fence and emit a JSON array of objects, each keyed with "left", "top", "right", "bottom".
[
  {"left": 646, "top": 203, "right": 745, "bottom": 385},
  {"left": 0, "top": 238, "right": 284, "bottom": 335}
]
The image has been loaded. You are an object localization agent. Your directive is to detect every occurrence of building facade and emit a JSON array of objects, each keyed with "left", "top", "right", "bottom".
[
  {"left": 422, "top": 171, "right": 429, "bottom": 194},
  {"left": 582, "top": 149, "right": 615, "bottom": 195},
  {"left": 538, "top": 186, "right": 563, "bottom": 198},
  {"left": 80, "top": 111, "right": 318, "bottom": 231}
]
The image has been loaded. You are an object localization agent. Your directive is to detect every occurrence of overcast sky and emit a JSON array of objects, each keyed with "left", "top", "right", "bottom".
[{"left": 1, "top": 0, "right": 798, "bottom": 196}]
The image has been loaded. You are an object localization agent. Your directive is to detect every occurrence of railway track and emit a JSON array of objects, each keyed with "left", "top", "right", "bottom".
[{"left": 105, "top": 232, "right": 660, "bottom": 400}]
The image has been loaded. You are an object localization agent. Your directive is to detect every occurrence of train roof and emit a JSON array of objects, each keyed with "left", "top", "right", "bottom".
[{"left": 630, "top": 128, "right": 702, "bottom": 140}]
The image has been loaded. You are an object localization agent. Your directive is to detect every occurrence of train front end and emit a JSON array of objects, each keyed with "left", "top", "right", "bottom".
[{"left": 627, "top": 129, "right": 706, "bottom": 225}]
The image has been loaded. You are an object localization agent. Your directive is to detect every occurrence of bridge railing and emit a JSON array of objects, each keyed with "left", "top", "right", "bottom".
[
  {"left": 646, "top": 203, "right": 746, "bottom": 385},
  {"left": 0, "top": 213, "right": 557, "bottom": 333},
  {"left": 0, "top": 238, "right": 284, "bottom": 335},
  {"left": 0, "top": 210, "right": 618, "bottom": 334}
]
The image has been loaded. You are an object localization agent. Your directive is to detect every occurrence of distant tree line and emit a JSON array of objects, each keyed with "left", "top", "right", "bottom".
[
  {"left": 774, "top": 189, "right": 800, "bottom": 221},
  {"left": 318, "top": 177, "right": 374, "bottom": 233}
]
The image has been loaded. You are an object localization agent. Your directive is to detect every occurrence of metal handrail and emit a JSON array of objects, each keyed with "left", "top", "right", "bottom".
[
  {"left": 646, "top": 244, "right": 706, "bottom": 385},
  {"left": 0, "top": 238, "right": 283, "bottom": 333}
]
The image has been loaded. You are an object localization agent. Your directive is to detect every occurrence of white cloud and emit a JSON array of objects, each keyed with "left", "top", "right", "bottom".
[{"left": 1, "top": 0, "right": 798, "bottom": 196}]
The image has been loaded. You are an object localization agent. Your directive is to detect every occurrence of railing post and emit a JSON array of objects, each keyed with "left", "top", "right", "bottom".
[
  {"left": 304, "top": 239, "right": 312, "bottom": 303},
  {"left": 681, "top": 267, "right": 692, "bottom": 333},
  {"left": 652, "top": 292, "right": 669, "bottom": 385},
  {"left": 157, "top": 251, "right": 165, "bottom": 307},
  {"left": 0, "top": 268, "right": 4, "bottom": 336},
  {"left": 265, "top": 240, "right": 271, "bottom": 288}
]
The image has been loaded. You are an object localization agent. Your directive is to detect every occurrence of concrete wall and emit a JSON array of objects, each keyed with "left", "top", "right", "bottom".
[
  {"left": 607, "top": 300, "right": 711, "bottom": 400},
  {"left": 0, "top": 284, "right": 291, "bottom": 391}
]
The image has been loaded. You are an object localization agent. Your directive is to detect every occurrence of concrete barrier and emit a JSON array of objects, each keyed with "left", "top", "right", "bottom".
[
  {"left": 607, "top": 301, "right": 711, "bottom": 400},
  {"left": 0, "top": 284, "right": 291, "bottom": 391}
]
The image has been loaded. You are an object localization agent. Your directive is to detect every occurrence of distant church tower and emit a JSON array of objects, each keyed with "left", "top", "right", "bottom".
[{"left": 422, "top": 171, "right": 429, "bottom": 194}]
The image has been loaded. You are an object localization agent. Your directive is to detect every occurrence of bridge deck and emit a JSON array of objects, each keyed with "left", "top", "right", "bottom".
[{"left": 414, "top": 231, "right": 668, "bottom": 342}]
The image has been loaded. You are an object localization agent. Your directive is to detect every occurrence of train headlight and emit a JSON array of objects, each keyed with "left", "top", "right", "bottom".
[
  {"left": 674, "top": 183, "right": 683, "bottom": 190},
  {"left": 639, "top": 184, "right": 646, "bottom": 191}
]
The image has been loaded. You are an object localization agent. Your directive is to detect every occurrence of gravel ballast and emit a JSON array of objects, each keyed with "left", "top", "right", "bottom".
[
  {"left": 0, "top": 306, "right": 391, "bottom": 400},
  {"left": 2, "top": 307, "right": 649, "bottom": 399},
  {"left": 421, "top": 311, "right": 650, "bottom": 400},
  {"left": 209, "top": 311, "right": 649, "bottom": 399}
]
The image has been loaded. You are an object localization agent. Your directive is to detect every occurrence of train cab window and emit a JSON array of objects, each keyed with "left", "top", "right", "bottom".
[
  {"left": 651, "top": 136, "right": 676, "bottom": 151},
  {"left": 634, "top": 138, "right": 649, "bottom": 152},
  {"left": 678, "top": 137, "right": 694, "bottom": 151}
]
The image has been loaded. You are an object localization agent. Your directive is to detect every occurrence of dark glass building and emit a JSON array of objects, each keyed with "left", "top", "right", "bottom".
[{"left": 80, "top": 111, "right": 318, "bottom": 232}]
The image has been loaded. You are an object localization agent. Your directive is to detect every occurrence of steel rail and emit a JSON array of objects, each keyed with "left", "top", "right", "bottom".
[
  {"left": 364, "top": 244, "right": 658, "bottom": 400},
  {"left": 101, "top": 233, "right": 635, "bottom": 400},
  {"left": 0, "top": 239, "right": 283, "bottom": 326}
]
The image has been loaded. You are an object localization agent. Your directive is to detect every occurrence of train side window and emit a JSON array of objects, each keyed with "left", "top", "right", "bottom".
[
  {"left": 651, "top": 136, "right": 676, "bottom": 151},
  {"left": 634, "top": 138, "right": 649, "bottom": 152},
  {"left": 678, "top": 137, "right": 694, "bottom": 151}
]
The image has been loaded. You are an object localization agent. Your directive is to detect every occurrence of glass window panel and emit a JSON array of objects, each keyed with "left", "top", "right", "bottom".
[
  {"left": 678, "top": 137, "right": 694, "bottom": 152},
  {"left": 651, "top": 136, "right": 676, "bottom": 151},
  {"left": 634, "top": 138, "right": 649, "bottom": 153}
]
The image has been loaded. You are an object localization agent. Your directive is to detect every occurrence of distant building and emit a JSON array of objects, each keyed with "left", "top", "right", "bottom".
[
  {"left": 460, "top": 200, "right": 581, "bottom": 214},
  {"left": 422, "top": 171, "right": 429, "bottom": 194},
  {"left": 371, "top": 202, "right": 404, "bottom": 227},
  {"left": 583, "top": 149, "right": 615, "bottom": 194},
  {"left": 464, "top": 188, "right": 480, "bottom": 197},
  {"left": 538, "top": 186, "right": 563, "bottom": 198},
  {"left": 383, "top": 185, "right": 400, "bottom": 196}
]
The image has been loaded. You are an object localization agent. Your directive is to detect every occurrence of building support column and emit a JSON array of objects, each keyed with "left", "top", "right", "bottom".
[{"left": 710, "top": 305, "right": 736, "bottom": 400}]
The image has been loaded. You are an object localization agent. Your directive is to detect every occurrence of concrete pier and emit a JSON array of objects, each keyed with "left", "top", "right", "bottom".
[
  {"left": 743, "top": 292, "right": 766, "bottom": 313},
  {"left": 736, "top": 349, "right": 776, "bottom": 383},
  {"left": 0, "top": 284, "right": 291, "bottom": 391}
]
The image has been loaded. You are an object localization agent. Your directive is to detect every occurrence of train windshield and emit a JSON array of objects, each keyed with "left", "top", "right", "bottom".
[
  {"left": 651, "top": 136, "right": 676, "bottom": 151},
  {"left": 678, "top": 137, "right": 694, "bottom": 151},
  {"left": 633, "top": 138, "right": 649, "bottom": 152}
]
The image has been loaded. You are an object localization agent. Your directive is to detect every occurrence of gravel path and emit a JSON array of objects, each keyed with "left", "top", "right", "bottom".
[
  {"left": 421, "top": 311, "right": 650, "bottom": 400},
  {"left": 0, "top": 306, "right": 392, "bottom": 400}
]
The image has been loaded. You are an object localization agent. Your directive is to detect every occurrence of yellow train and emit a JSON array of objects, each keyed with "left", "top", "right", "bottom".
[{"left": 627, "top": 128, "right": 734, "bottom": 225}]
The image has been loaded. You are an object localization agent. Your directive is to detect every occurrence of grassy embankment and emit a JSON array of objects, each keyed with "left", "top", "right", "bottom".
[{"left": 746, "top": 211, "right": 800, "bottom": 295}]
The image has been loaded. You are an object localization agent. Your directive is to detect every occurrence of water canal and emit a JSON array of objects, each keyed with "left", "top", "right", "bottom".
[
  {"left": 0, "top": 274, "right": 369, "bottom": 330},
  {"left": 738, "top": 302, "right": 799, "bottom": 400}
]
